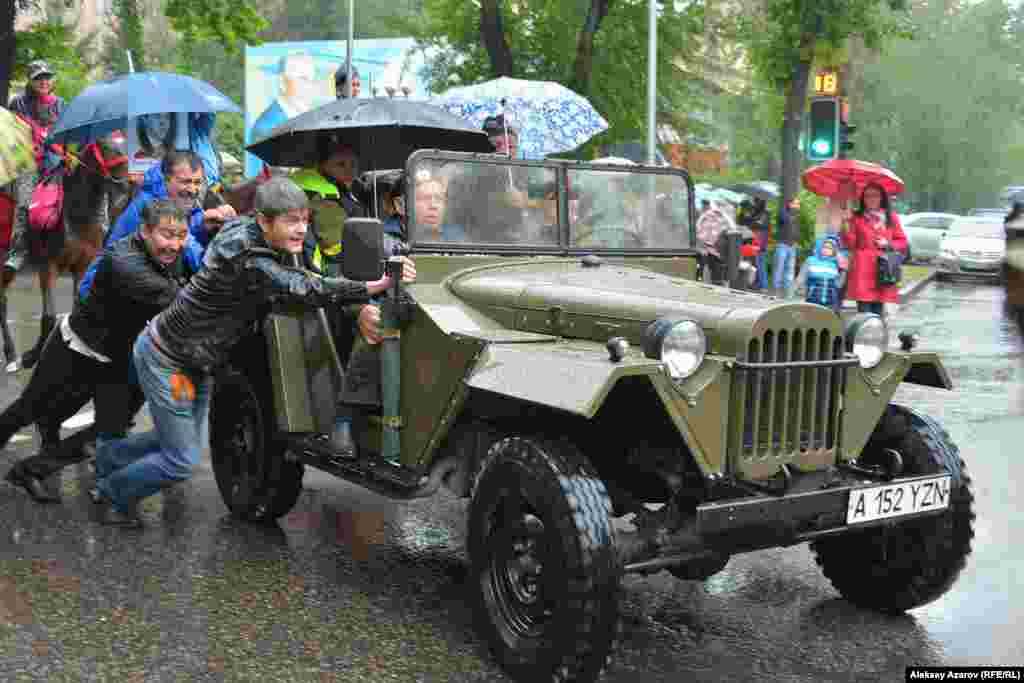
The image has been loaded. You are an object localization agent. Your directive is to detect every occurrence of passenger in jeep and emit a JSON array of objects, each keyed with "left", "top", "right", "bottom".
[{"left": 93, "top": 177, "right": 415, "bottom": 527}]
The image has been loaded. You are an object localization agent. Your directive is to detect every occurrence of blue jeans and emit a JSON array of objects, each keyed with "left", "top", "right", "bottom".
[
  {"left": 96, "top": 330, "right": 212, "bottom": 514},
  {"left": 773, "top": 243, "right": 797, "bottom": 293},
  {"left": 755, "top": 252, "right": 769, "bottom": 290}
]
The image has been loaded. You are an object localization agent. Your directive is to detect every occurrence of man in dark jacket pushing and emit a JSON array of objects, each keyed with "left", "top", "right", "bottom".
[
  {"left": 94, "top": 177, "right": 415, "bottom": 527},
  {"left": 1, "top": 200, "right": 194, "bottom": 502}
]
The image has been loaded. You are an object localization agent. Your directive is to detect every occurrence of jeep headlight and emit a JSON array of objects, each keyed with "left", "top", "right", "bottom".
[
  {"left": 845, "top": 314, "right": 888, "bottom": 369},
  {"left": 643, "top": 318, "right": 706, "bottom": 380}
]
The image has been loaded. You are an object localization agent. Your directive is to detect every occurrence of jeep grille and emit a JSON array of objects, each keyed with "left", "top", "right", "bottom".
[{"left": 727, "top": 328, "right": 859, "bottom": 480}]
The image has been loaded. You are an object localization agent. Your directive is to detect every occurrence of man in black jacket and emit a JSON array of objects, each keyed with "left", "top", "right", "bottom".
[
  {"left": 94, "top": 177, "right": 415, "bottom": 527},
  {"left": 1, "top": 200, "right": 193, "bottom": 502}
]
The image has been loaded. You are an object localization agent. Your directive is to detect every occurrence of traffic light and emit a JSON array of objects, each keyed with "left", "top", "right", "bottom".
[
  {"left": 806, "top": 96, "right": 840, "bottom": 162},
  {"left": 839, "top": 122, "right": 856, "bottom": 155},
  {"left": 838, "top": 100, "right": 855, "bottom": 157}
]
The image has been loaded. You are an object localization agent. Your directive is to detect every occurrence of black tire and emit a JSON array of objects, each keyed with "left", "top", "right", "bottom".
[
  {"left": 209, "top": 336, "right": 303, "bottom": 522},
  {"left": 468, "top": 436, "right": 621, "bottom": 683},
  {"left": 811, "top": 405, "right": 975, "bottom": 613}
]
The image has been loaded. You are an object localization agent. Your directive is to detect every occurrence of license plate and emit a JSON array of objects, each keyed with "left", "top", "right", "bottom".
[{"left": 846, "top": 475, "right": 951, "bottom": 525}]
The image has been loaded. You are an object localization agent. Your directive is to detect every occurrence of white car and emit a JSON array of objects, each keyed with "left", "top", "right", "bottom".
[
  {"left": 937, "top": 216, "right": 1005, "bottom": 278},
  {"left": 901, "top": 212, "right": 960, "bottom": 263}
]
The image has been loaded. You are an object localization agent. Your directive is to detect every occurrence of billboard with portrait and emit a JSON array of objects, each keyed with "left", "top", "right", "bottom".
[{"left": 244, "top": 39, "right": 430, "bottom": 178}]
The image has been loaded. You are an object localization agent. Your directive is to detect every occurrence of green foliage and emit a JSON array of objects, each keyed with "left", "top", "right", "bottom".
[
  {"left": 407, "top": 0, "right": 706, "bottom": 148},
  {"left": 13, "top": 20, "right": 91, "bottom": 100},
  {"left": 742, "top": 0, "right": 911, "bottom": 92},
  {"left": 164, "top": 0, "right": 268, "bottom": 61},
  {"left": 263, "top": 0, "right": 420, "bottom": 41},
  {"left": 855, "top": 0, "right": 1024, "bottom": 213},
  {"left": 103, "top": 0, "right": 146, "bottom": 77}
]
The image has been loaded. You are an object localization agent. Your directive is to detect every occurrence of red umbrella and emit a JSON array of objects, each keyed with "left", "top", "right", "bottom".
[{"left": 801, "top": 159, "right": 905, "bottom": 199}]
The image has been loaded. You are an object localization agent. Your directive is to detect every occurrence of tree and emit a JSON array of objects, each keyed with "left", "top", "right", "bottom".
[
  {"left": 407, "top": 0, "right": 705, "bottom": 151},
  {"left": 855, "top": 0, "right": 1024, "bottom": 212},
  {"left": 739, "top": 0, "right": 911, "bottom": 205}
]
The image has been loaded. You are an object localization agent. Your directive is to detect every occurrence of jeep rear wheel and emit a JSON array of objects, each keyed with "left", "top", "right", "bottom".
[
  {"left": 811, "top": 405, "right": 975, "bottom": 613},
  {"left": 468, "top": 436, "right": 621, "bottom": 683},
  {"left": 210, "top": 352, "right": 303, "bottom": 522}
]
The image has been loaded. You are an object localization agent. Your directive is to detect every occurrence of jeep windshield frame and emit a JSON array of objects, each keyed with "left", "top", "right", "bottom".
[{"left": 403, "top": 149, "right": 697, "bottom": 257}]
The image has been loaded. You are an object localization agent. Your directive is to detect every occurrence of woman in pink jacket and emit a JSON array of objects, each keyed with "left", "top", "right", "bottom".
[{"left": 841, "top": 183, "right": 908, "bottom": 316}]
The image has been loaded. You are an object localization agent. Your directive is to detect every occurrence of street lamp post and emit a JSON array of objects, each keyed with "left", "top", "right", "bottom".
[
  {"left": 346, "top": 0, "right": 355, "bottom": 98},
  {"left": 646, "top": 0, "right": 657, "bottom": 165}
]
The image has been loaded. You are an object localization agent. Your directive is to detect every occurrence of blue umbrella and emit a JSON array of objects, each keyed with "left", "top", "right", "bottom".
[
  {"left": 431, "top": 77, "right": 609, "bottom": 159},
  {"left": 48, "top": 71, "right": 241, "bottom": 146}
]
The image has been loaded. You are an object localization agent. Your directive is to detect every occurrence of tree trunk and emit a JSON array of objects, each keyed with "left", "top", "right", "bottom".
[
  {"left": 570, "top": 0, "right": 612, "bottom": 95},
  {"left": 0, "top": 0, "right": 15, "bottom": 106},
  {"left": 480, "top": 0, "right": 513, "bottom": 77},
  {"left": 780, "top": 44, "right": 815, "bottom": 208}
]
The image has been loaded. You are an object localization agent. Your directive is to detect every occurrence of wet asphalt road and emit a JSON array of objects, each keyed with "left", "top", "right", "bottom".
[{"left": 0, "top": 274, "right": 1020, "bottom": 682}]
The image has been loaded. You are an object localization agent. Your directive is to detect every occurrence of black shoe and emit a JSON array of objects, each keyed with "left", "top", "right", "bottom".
[
  {"left": 100, "top": 505, "right": 143, "bottom": 528},
  {"left": 4, "top": 468, "right": 61, "bottom": 503}
]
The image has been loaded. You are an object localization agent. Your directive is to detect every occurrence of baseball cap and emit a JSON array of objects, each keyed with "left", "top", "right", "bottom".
[
  {"left": 27, "top": 60, "right": 55, "bottom": 80},
  {"left": 482, "top": 114, "right": 517, "bottom": 136}
]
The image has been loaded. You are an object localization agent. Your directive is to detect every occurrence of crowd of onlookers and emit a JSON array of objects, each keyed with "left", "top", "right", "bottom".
[{"left": 695, "top": 182, "right": 909, "bottom": 317}]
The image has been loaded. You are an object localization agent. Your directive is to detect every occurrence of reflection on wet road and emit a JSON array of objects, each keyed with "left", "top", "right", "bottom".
[{"left": 0, "top": 276, "right": 1020, "bottom": 681}]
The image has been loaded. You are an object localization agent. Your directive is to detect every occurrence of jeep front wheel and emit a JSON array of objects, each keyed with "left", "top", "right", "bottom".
[
  {"left": 210, "top": 366, "right": 303, "bottom": 522},
  {"left": 468, "top": 436, "right": 621, "bottom": 683},
  {"left": 811, "top": 405, "right": 975, "bottom": 613}
]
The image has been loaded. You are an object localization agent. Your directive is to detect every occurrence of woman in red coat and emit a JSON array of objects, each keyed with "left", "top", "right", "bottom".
[{"left": 841, "top": 182, "right": 908, "bottom": 316}]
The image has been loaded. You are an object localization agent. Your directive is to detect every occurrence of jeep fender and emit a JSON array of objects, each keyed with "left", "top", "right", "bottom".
[
  {"left": 465, "top": 341, "right": 727, "bottom": 475},
  {"left": 896, "top": 351, "right": 953, "bottom": 390}
]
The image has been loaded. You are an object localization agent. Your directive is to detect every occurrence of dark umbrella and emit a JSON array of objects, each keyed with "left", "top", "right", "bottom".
[
  {"left": 245, "top": 97, "right": 494, "bottom": 170},
  {"left": 48, "top": 71, "right": 241, "bottom": 145},
  {"left": 727, "top": 182, "right": 780, "bottom": 201}
]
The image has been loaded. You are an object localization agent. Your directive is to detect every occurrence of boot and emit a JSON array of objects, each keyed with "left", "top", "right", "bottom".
[
  {"left": 19, "top": 313, "right": 57, "bottom": 370},
  {"left": 0, "top": 296, "right": 15, "bottom": 368}
]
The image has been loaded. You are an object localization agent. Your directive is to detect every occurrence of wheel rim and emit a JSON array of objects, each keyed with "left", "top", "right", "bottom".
[
  {"left": 484, "top": 489, "right": 555, "bottom": 641},
  {"left": 215, "top": 385, "right": 267, "bottom": 517}
]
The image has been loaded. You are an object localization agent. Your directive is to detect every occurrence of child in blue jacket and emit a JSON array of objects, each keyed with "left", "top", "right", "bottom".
[{"left": 793, "top": 236, "right": 846, "bottom": 312}]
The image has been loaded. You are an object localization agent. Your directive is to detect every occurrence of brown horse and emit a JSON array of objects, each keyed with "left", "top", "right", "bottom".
[{"left": 0, "top": 134, "right": 133, "bottom": 371}]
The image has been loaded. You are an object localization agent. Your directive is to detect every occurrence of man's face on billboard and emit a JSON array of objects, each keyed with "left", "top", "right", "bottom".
[{"left": 280, "top": 56, "right": 317, "bottom": 103}]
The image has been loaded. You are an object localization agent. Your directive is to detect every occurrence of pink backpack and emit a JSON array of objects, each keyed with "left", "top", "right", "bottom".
[{"left": 28, "top": 176, "right": 64, "bottom": 233}]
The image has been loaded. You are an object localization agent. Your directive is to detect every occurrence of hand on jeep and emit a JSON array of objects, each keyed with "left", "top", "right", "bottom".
[
  {"left": 366, "top": 256, "right": 417, "bottom": 295},
  {"left": 358, "top": 305, "right": 382, "bottom": 345}
]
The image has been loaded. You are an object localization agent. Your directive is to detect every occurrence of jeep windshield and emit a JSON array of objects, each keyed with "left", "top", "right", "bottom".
[{"left": 404, "top": 151, "right": 695, "bottom": 254}]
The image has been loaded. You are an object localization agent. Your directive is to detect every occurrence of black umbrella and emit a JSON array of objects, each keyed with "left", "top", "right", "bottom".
[
  {"left": 727, "top": 182, "right": 780, "bottom": 201},
  {"left": 245, "top": 97, "right": 494, "bottom": 170}
]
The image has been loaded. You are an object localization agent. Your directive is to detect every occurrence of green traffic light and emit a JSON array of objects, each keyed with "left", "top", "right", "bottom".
[{"left": 812, "top": 139, "right": 832, "bottom": 156}]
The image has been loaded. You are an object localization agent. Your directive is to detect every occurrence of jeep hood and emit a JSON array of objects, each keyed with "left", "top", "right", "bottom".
[{"left": 447, "top": 259, "right": 842, "bottom": 356}]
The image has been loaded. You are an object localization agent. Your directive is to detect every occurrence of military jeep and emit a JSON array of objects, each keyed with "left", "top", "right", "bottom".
[{"left": 209, "top": 151, "right": 974, "bottom": 683}]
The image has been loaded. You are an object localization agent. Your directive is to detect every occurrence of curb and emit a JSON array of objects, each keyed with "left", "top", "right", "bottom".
[
  {"left": 899, "top": 271, "right": 937, "bottom": 303},
  {"left": 840, "top": 271, "right": 936, "bottom": 310}
]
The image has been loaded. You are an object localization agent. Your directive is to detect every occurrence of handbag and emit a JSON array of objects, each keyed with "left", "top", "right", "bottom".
[
  {"left": 877, "top": 247, "right": 903, "bottom": 287},
  {"left": 28, "top": 175, "right": 64, "bottom": 234}
]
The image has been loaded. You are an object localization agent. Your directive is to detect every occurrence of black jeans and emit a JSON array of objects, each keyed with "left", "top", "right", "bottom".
[
  {"left": 0, "top": 330, "right": 143, "bottom": 478},
  {"left": 857, "top": 301, "right": 884, "bottom": 315}
]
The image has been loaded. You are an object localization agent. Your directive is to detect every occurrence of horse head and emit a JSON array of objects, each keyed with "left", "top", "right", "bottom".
[
  {"left": 221, "top": 167, "right": 274, "bottom": 217},
  {"left": 92, "top": 132, "right": 134, "bottom": 220}
]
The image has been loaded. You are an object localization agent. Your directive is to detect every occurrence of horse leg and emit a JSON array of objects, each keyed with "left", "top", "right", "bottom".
[
  {"left": 19, "top": 264, "right": 58, "bottom": 371},
  {"left": 0, "top": 269, "right": 16, "bottom": 368}
]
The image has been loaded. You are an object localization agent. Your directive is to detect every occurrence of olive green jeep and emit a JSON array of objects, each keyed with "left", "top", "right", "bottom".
[{"left": 209, "top": 151, "right": 974, "bottom": 683}]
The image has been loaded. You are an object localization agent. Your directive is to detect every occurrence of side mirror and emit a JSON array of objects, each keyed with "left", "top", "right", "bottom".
[{"left": 341, "top": 217, "right": 384, "bottom": 282}]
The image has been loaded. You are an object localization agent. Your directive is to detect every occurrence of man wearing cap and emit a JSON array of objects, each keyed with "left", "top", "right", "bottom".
[
  {"left": 250, "top": 54, "right": 319, "bottom": 144},
  {"left": 335, "top": 65, "right": 361, "bottom": 100},
  {"left": 3, "top": 60, "right": 66, "bottom": 278},
  {"left": 445, "top": 114, "right": 532, "bottom": 242}
]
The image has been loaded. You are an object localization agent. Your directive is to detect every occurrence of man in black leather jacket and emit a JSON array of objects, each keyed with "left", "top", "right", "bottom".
[
  {"left": 93, "top": 177, "right": 415, "bottom": 526},
  {"left": 2, "top": 200, "right": 194, "bottom": 502}
]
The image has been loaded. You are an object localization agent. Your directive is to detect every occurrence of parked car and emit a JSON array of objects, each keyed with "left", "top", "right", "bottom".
[
  {"left": 937, "top": 216, "right": 1005, "bottom": 279},
  {"left": 901, "top": 212, "right": 960, "bottom": 263},
  {"left": 968, "top": 208, "right": 1007, "bottom": 219}
]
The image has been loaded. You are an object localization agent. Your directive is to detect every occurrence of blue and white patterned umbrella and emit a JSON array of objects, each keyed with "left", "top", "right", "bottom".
[{"left": 431, "top": 77, "right": 609, "bottom": 159}]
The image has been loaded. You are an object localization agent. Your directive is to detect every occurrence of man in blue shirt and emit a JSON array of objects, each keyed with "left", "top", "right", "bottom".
[{"left": 78, "top": 150, "right": 235, "bottom": 298}]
